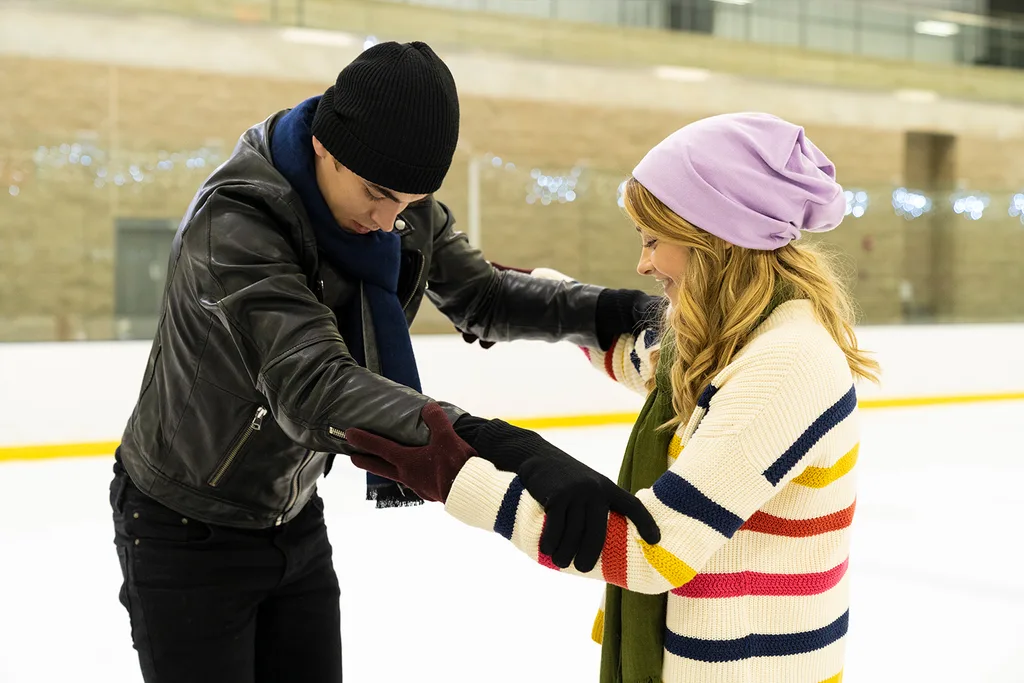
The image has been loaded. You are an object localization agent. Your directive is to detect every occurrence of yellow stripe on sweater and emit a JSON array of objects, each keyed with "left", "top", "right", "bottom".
[
  {"left": 793, "top": 444, "right": 859, "bottom": 489},
  {"left": 668, "top": 434, "right": 683, "bottom": 465},
  {"left": 637, "top": 539, "right": 698, "bottom": 587},
  {"left": 818, "top": 671, "right": 843, "bottom": 683},
  {"left": 591, "top": 609, "right": 605, "bottom": 645}
]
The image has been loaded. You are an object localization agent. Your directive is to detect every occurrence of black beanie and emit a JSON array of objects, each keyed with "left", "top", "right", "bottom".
[{"left": 312, "top": 41, "right": 460, "bottom": 195}]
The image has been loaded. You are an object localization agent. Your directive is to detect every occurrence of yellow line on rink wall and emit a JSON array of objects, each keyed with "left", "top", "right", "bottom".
[
  {"left": 507, "top": 412, "right": 642, "bottom": 431},
  {"left": 0, "top": 440, "right": 122, "bottom": 462},
  {"left": 2, "top": 391, "right": 1024, "bottom": 463},
  {"left": 857, "top": 391, "right": 1024, "bottom": 409}
]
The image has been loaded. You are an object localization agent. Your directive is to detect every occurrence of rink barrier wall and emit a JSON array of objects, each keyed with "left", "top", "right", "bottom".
[
  {"left": 3, "top": 325, "right": 1024, "bottom": 462},
  {"left": 3, "top": 390, "right": 1024, "bottom": 463}
]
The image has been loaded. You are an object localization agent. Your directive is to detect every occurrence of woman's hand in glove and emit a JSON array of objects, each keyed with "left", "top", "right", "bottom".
[{"left": 466, "top": 419, "right": 661, "bottom": 572}]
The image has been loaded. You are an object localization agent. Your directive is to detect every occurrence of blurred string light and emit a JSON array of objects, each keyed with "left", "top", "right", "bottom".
[
  {"left": 526, "top": 167, "right": 580, "bottom": 205},
  {"left": 363, "top": 35, "right": 378, "bottom": 50},
  {"left": 476, "top": 153, "right": 581, "bottom": 206},
  {"left": 1008, "top": 193, "right": 1024, "bottom": 225},
  {"left": 844, "top": 189, "right": 869, "bottom": 218},
  {"left": 950, "top": 190, "right": 989, "bottom": 221},
  {"left": 617, "top": 179, "right": 627, "bottom": 208},
  {"left": 892, "top": 188, "right": 932, "bottom": 219},
  {"left": 483, "top": 153, "right": 516, "bottom": 172},
  {"left": 25, "top": 141, "right": 223, "bottom": 190}
]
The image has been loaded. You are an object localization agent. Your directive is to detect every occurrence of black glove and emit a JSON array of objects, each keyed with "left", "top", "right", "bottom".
[
  {"left": 454, "top": 416, "right": 661, "bottom": 573},
  {"left": 458, "top": 262, "right": 536, "bottom": 349},
  {"left": 460, "top": 330, "right": 496, "bottom": 350},
  {"left": 594, "top": 288, "right": 666, "bottom": 351}
]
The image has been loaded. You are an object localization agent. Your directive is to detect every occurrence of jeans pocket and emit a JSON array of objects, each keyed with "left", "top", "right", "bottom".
[
  {"left": 110, "top": 472, "right": 128, "bottom": 516},
  {"left": 116, "top": 545, "right": 132, "bottom": 612},
  {"left": 124, "top": 489, "right": 212, "bottom": 546}
]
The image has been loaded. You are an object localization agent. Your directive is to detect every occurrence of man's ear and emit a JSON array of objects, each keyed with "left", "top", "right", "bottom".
[{"left": 311, "top": 135, "right": 329, "bottom": 160}]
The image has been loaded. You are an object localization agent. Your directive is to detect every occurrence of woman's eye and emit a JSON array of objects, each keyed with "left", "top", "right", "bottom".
[
  {"left": 644, "top": 238, "right": 658, "bottom": 249},
  {"left": 364, "top": 188, "right": 384, "bottom": 202}
]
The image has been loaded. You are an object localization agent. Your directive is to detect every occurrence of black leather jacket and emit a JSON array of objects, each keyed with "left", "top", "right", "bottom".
[{"left": 117, "top": 111, "right": 604, "bottom": 529}]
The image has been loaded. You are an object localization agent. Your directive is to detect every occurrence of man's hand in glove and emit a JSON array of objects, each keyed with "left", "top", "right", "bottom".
[
  {"left": 458, "top": 263, "right": 576, "bottom": 349},
  {"left": 345, "top": 405, "right": 661, "bottom": 573},
  {"left": 345, "top": 403, "right": 475, "bottom": 504}
]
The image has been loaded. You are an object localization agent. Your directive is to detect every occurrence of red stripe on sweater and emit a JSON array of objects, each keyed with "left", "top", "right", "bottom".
[
  {"left": 537, "top": 516, "right": 561, "bottom": 571},
  {"left": 671, "top": 558, "right": 849, "bottom": 598},
  {"left": 601, "top": 512, "right": 629, "bottom": 588},
  {"left": 740, "top": 500, "right": 856, "bottom": 538},
  {"left": 538, "top": 552, "right": 560, "bottom": 571},
  {"left": 582, "top": 347, "right": 592, "bottom": 362},
  {"left": 603, "top": 338, "right": 618, "bottom": 381}
]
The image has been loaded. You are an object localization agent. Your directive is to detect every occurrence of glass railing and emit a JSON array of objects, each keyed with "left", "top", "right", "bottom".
[{"left": 4, "top": 133, "right": 1024, "bottom": 341}]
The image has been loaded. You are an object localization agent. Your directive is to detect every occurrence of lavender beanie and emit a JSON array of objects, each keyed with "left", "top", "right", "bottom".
[{"left": 632, "top": 113, "right": 846, "bottom": 251}]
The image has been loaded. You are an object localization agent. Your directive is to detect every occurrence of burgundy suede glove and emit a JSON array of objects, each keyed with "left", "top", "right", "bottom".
[{"left": 345, "top": 403, "right": 476, "bottom": 503}]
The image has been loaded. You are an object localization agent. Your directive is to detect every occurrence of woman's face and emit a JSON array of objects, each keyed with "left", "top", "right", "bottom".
[{"left": 635, "top": 226, "right": 689, "bottom": 305}]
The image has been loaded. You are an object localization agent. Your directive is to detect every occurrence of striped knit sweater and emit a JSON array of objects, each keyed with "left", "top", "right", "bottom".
[{"left": 445, "top": 300, "right": 859, "bottom": 683}]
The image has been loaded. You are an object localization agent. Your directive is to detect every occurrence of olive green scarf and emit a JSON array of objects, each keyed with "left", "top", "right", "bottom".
[{"left": 599, "top": 341, "right": 676, "bottom": 683}]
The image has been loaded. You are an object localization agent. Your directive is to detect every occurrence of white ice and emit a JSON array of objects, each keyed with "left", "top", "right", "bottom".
[{"left": 1, "top": 402, "right": 1023, "bottom": 682}]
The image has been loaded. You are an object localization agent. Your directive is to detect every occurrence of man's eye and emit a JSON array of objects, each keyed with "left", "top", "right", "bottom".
[{"left": 364, "top": 188, "right": 384, "bottom": 202}]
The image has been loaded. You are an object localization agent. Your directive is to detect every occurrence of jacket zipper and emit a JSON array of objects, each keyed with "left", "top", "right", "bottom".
[
  {"left": 273, "top": 426, "right": 347, "bottom": 525},
  {"left": 402, "top": 253, "right": 426, "bottom": 310},
  {"left": 276, "top": 449, "right": 315, "bottom": 526},
  {"left": 208, "top": 406, "right": 267, "bottom": 487}
]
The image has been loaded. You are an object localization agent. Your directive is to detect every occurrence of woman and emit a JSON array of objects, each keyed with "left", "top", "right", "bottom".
[{"left": 345, "top": 112, "right": 880, "bottom": 683}]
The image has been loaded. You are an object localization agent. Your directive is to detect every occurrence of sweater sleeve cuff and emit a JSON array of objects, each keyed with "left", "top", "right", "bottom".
[{"left": 444, "top": 457, "right": 517, "bottom": 531}]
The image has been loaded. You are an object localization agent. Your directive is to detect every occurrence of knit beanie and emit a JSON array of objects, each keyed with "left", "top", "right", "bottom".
[
  {"left": 632, "top": 113, "right": 846, "bottom": 251},
  {"left": 312, "top": 41, "right": 460, "bottom": 195}
]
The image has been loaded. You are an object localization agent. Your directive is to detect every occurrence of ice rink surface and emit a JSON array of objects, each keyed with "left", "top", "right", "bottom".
[{"left": 2, "top": 401, "right": 1022, "bottom": 682}]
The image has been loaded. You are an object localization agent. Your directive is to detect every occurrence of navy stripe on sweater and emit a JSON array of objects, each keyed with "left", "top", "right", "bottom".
[
  {"left": 652, "top": 471, "right": 744, "bottom": 538},
  {"left": 494, "top": 477, "right": 525, "bottom": 540},
  {"left": 664, "top": 610, "right": 849, "bottom": 662},
  {"left": 762, "top": 386, "right": 857, "bottom": 486},
  {"left": 630, "top": 348, "right": 642, "bottom": 375},
  {"left": 696, "top": 384, "right": 719, "bottom": 410}
]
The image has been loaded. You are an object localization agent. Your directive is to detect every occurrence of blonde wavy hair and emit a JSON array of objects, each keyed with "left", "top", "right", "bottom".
[{"left": 623, "top": 177, "right": 881, "bottom": 429}]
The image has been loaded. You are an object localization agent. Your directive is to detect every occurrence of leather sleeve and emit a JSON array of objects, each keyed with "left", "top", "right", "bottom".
[
  {"left": 188, "top": 191, "right": 462, "bottom": 452},
  {"left": 423, "top": 200, "right": 605, "bottom": 348}
]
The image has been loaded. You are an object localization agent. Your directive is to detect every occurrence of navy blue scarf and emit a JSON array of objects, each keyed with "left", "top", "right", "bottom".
[{"left": 271, "top": 96, "right": 422, "bottom": 507}]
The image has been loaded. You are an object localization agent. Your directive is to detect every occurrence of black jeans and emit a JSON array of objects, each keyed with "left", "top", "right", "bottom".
[{"left": 110, "top": 458, "right": 342, "bottom": 683}]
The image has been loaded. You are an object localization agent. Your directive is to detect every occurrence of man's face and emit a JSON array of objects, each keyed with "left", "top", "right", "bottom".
[{"left": 312, "top": 135, "right": 428, "bottom": 235}]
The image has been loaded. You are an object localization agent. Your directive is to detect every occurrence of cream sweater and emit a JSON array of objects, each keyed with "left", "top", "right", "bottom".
[{"left": 445, "top": 300, "right": 859, "bottom": 683}]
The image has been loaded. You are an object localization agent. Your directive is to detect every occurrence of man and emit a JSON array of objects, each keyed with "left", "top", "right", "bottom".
[{"left": 110, "top": 41, "right": 659, "bottom": 682}]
